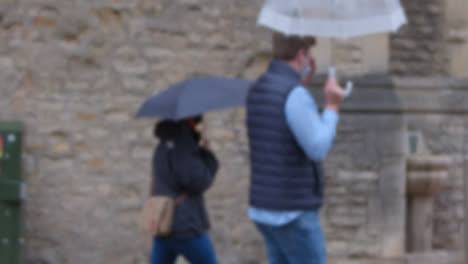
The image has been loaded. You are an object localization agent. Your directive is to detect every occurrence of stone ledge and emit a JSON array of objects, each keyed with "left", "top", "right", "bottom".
[
  {"left": 310, "top": 76, "right": 468, "bottom": 114},
  {"left": 406, "top": 251, "right": 462, "bottom": 264},
  {"left": 329, "top": 251, "right": 462, "bottom": 264}
]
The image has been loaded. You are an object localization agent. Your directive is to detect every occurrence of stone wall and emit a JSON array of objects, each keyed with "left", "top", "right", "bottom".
[
  {"left": 0, "top": 0, "right": 267, "bottom": 263},
  {"left": 391, "top": 0, "right": 468, "bottom": 78},
  {"left": 390, "top": 0, "right": 449, "bottom": 76},
  {"left": 322, "top": 113, "right": 406, "bottom": 259},
  {"left": 406, "top": 114, "right": 465, "bottom": 250},
  {"left": 444, "top": 0, "right": 468, "bottom": 78},
  {"left": 385, "top": 0, "right": 467, "bottom": 251},
  {"left": 0, "top": 0, "right": 466, "bottom": 264},
  {"left": 313, "top": 34, "right": 390, "bottom": 77}
]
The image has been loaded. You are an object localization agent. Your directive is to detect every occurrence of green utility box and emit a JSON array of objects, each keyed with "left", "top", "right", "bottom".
[{"left": 0, "top": 121, "right": 25, "bottom": 264}]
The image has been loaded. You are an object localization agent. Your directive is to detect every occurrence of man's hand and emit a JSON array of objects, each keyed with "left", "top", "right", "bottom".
[
  {"left": 202, "top": 139, "right": 210, "bottom": 150},
  {"left": 324, "top": 78, "right": 345, "bottom": 113}
]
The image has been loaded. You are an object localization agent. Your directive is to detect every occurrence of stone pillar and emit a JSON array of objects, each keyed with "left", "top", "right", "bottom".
[
  {"left": 312, "top": 33, "right": 389, "bottom": 76},
  {"left": 407, "top": 156, "right": 450, "bottom": 252},
  {"left": 465, "top": 117, "right": 468, "bottom": 264},
  {"left": 444, "top": 0, "right": 468, "bottom": 78}
]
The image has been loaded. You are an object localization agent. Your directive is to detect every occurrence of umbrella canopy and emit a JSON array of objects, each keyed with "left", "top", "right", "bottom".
[
  {"left": 258, "top": 0, "right": 407, "bottom": 39},
  {"left": 136, "top": 77, "right": 252, "bottom": 121}
]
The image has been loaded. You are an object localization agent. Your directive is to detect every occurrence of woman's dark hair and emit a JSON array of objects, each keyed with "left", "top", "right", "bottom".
[
  {"left": 153, "top": 116, "right": 203, "bottom": 142},
  {"left": 154, "top": 120, "right": 180, "bottom": 139}
]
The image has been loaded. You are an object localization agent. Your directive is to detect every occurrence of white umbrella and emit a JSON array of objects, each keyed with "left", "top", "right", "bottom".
[
  {"left": 257, "top": 0, "right": 408, "bottom": 96},
  {"left": 258, "top": 0, "right": 407, "bottom": 39}
]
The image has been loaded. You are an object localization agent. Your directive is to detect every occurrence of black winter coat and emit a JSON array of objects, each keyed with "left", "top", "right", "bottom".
[{"left": 152, "top": 121, "right": 218, "bottom": 239}]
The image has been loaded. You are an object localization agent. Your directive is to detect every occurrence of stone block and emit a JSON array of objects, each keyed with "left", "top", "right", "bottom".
[
  {"left": 34, "top": 16, "right": 57, "bottom": 27},
  {"left": 328, "top": 241, "right": 350, "bottom": 256},
  {"left": 143, "top": 48, "right": 175, "bottom": 61},
  {"left": 113, "top": 46, "right": 148, "bottom": 75},
  {"left": 121, "top": 77, "right": 147, "bottom": 93},
  {"left": 103, "top": 108, "right": 130, "bottom": 122},
  {"left": 337, "top": 171, "right": 378, "bottom": 182},
  {"left": 83, "top": 159, "right": 107, "bottom": 170},
  {"left": 329, "top": 214, "right": 367, "bottom": 227},
  {"left": 76, "top": 0, "right": 140, "bottom": 9}
]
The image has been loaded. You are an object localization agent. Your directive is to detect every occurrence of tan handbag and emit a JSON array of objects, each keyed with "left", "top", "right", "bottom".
[
  {"left": 139, "top": 197, "right": 170, "bottom": 237},
  {"left": 139, "top": 169, "right": 187, "bottom": 237}
]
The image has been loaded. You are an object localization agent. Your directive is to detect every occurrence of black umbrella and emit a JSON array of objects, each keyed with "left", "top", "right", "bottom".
[{"left": 136, "top": 77, "right": 252, "bottom": 120}]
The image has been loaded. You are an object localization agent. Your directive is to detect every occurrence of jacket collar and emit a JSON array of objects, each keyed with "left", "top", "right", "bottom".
[{"left": 267, "top": 60, "right": 301, "bottom": 82}]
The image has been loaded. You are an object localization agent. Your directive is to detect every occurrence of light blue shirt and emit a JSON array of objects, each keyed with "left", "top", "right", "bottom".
[{"left": 248, "top": 86, "right": 339, "bottom": 226}]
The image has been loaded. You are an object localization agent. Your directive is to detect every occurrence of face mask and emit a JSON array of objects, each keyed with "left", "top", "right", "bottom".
[{"left": 301, "top": 64, "right": 312, "bottom": 80}]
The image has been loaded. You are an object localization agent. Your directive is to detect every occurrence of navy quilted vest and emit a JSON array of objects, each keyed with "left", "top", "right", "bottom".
[{"left": 247, "top": 60, "right": 324, "bottom": 210}]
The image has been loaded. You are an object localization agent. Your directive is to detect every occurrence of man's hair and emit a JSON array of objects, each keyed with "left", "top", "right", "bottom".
[{"left": 273, "top": 33, "right": 316, "bottom": 61}]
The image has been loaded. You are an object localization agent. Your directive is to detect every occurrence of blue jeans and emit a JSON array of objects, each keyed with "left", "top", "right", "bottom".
[
  {"left": 151, "top": 234, "right": 218, "bottom": 264},
  {"left": 255, "top": 210, "right": 327, "bottom": 264}
]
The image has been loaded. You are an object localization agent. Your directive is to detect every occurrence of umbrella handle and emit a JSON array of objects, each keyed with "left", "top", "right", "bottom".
[
  {"left": 328, "top": 67, "right": 353, "bottom": 98},
  {"left": 344, "top": 81, "right": 353, "bottom": 97}
]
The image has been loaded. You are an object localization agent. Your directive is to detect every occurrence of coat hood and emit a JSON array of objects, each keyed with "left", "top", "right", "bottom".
[{"left": 155, "top": 120, "right": 200, "bottom": 143}]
